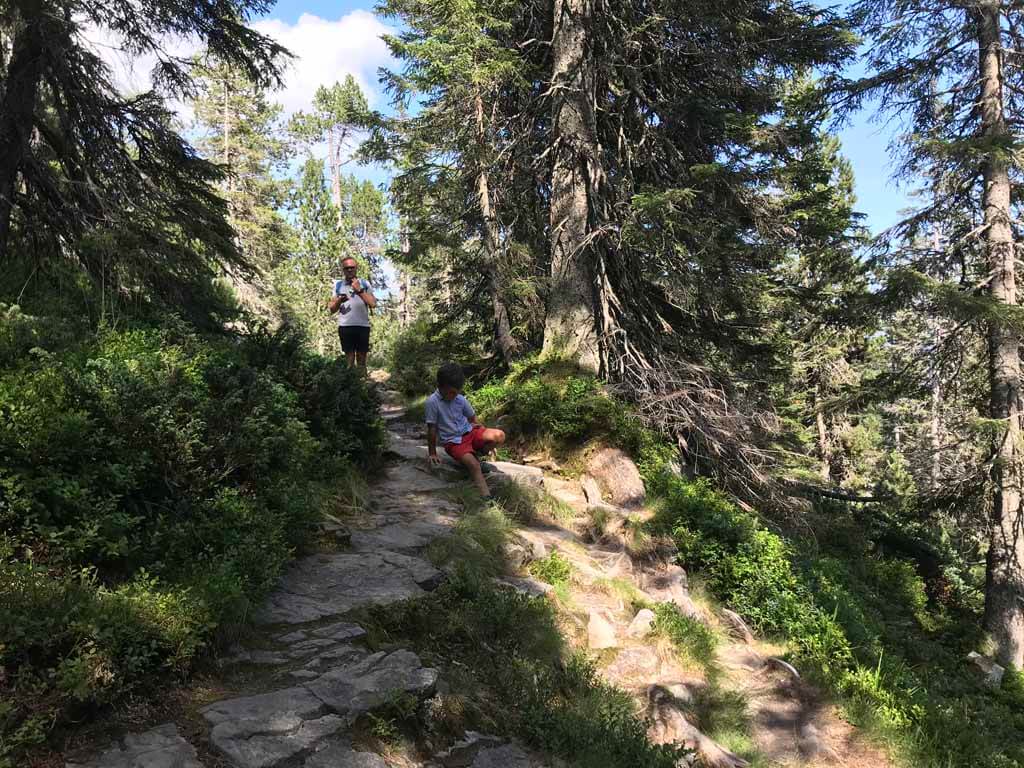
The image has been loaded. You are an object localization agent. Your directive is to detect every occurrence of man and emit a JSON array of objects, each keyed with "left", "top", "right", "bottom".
[{"left": 328, "top": 257, "right": 377, "bottom": 368}]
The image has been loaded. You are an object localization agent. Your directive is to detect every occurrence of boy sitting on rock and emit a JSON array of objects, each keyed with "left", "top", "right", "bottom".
[{"left": 425, "top": 362, "right": 506, "bottom": 501}]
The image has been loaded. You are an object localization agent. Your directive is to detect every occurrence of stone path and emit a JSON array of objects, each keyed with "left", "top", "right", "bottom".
[{"left": 66, "top": 374, "right": 890, "bottom": 768}]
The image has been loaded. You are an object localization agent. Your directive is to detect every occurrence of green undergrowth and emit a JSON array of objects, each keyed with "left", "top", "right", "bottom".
[
  {"left": 357, "top": 575, "right": 687, "bottom": 768},
  {"left": 0, "top": 315, "right": 385, "bottom": 761},
  {"left": 651, "top": 604, "right": 720, "bottom": 674},
  {"left": 468, "top": 357, "right": 1024, "bottom": 768},
  {"left": 529, "top": 551, "right": 573, "bottom": 586}
]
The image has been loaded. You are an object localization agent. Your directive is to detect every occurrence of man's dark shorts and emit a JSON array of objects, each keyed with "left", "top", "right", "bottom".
[{"left": 338, "top": 326, "right": 370, "bottom": 354}]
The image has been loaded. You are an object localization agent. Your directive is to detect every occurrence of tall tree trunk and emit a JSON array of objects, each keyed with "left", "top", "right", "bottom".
[
  {"left": 543, "top": 0, "right": 601, "bottom": 372},
  {"left": 327, "top": 130, "right": 343, "bottom": 227},
  {"left": 475, "top": 92, "right": 519, "bottom": 365},
  {"left": 979, "top": 2, "right": 1024, "bottom": 668},
  {"left": 0, "top": 2, "right": 48, "bottom": 259},
  {"left": 815, "top": 385, "right": 831, "bottom": 483},
  {"left": 222, "top": 75, "right": 233, "bottom": 196}
]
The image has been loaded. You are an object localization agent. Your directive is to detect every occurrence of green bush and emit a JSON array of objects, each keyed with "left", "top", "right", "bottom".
[
  {"left": 529, "top": 552, "right": 573, "bottom": 586},
  {"left": 0, "top": 321, "right": 384, "bottom": 758},
  {"left": 651, "top": 604, "right": 719, "bottom": 672},
  {"left": 390, "top": 317, "right": 483, "bottom": 396}
]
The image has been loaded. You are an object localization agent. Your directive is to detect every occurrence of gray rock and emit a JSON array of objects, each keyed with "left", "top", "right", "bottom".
[
  {"left": 276, "top": 630, "right": 307, "bottom": 644},
  {"left": 501, "top": 533, "right": 541, "bottom": 571},
  {"left": 310, "top": 621, "right": 367, "bottom": 642},
  {"left": 494, "top": 577, "right": 554, "bottom": 598},
  {"left": 585, "top": 448, "right": 645, "bottom": 508},
  {"left": 306, "top": 649, "right": 438, "bottom": 719},
  {"left": 350, "top": 518, "right": 453, "bottom": 553},
  {"left": 202, "top": 686, "right": 326, "bottom": 728},
  {"left": 626, "top": 608, "right": 656, "bottom": 638},
  {"left": 304, "top": 645, "right": 368, "bottom": 671},
  {"left": 66, "top": 723, "right": 202, "bottom": 768},
  {"left": 968, "top": 651, "right": 1006, "bottom": 688},
  {"left": 581, "top": 475, "right": 604, "bottom": 505},
  {"left": 290, "top": 638, "right": 337, "bottom": 653},
  {"left": 485, "top": 461, "right": 544, "bottom": 490},
  {"left": 588, "top": 610, "right": 618, "bottom": 650},
  {"left": 304, "top": 742, "right": 388, "bottom": 767},
  {"left": 288, "top": 670, "right": 321, "bottom": 681},
  {"left": 254, "top": 552, "right": 442, "bottom": 625},
  {"left": 603, "top": 646, "right": 661, "bottom": 685},
  {"left": 202, "top": 687, "right": 340, "bottom": 768},
  {"left": 647, "top": 687, "right": 750, "bottom": 768}
]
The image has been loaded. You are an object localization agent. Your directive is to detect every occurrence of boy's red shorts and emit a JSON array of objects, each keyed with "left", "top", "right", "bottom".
[{"left": 445, "top": 425, "right": 488, "bottom": 461}]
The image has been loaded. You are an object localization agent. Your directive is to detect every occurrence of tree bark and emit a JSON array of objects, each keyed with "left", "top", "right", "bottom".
[
  {"left": 543, "top": 0, "right": 601, "bottom": 372},
  {"left": 0, "top": 1, "right": 48, "bottom": 259},
  {"left": 474, "top": 91, "right": 519, "bottom": 365},
  {"left": 327, "top": 130, "right": 343, "bottom": 227},
  {"left": 815, "top": 385, "right": 831, "bottom": 484},
  {"left": 978, "top": 1, "right": 1024, "bottom": 669}
]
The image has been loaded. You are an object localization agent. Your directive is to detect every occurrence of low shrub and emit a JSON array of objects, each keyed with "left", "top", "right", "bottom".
[
  {"left": 0, "top": 321, "right": 384, "bottom": 759},
  {"left": 651, "top": 603, "right": 719, "bottom": 672},
  {"left": 529, "top": 552, "right": 573, "bottom": 586}
]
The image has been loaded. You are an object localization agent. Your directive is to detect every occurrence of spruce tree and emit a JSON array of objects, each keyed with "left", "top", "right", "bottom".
[
  {"left": 844, "top": 0, "right": 1024, "bottom": 668},
  {"left": 0, "top": 0, "right": 287, "bottom": 274}
]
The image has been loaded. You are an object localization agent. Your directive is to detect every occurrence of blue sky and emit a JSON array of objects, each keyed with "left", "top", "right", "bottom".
[{"left": 259, "top": 0, "right": 911, "bottom": 236}]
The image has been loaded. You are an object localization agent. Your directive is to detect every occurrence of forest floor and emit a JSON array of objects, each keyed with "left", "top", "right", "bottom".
[{"left": 59, "top": 374, "right": 892, "bottom": 768}]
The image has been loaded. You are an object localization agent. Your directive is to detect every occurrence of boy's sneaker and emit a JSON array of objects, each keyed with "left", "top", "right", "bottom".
[{"left": 479, "top": 460, "right": 496, "bottom": 474}]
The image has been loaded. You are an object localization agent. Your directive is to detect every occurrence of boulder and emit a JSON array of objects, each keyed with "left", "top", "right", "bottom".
[
  {"left": 626, "top": 608, "right": 656, "bottom": 638},
  {"left": 588, "top": 610, "right": 618, "bottom": 649},
  {"left": 585, "top": 448, "right": 645, "bottom": 508},
  {"left": 967, "top": 651, "right": 1006, "bottom": 688}
]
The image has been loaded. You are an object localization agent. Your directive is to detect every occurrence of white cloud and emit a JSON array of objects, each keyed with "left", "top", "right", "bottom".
[
  {"left": 253, "top": 10, "right": 395, "bottom": 116},
  {"left": 79, "top": 9, "right": 396, "bottom": 121}
]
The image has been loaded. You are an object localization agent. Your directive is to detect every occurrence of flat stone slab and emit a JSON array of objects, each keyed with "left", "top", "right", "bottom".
[
  {"left": 310, "top": 621, "right": 367, "bottom": 642},
  {"left": 202, "top": 650, "right": 437, "bottom": 768},
  {"left": 306, "top": 649, "right": 438, "bottom": 718},
  {"left": 66, "top": 723, "right": 202, "bottom": 768},
  {"left": 304, "top": 742, "right": 389, "bottom": 767},
  {"left": 350, "top": 518, "right": 454, "bottom": 553},
  {"left": 255, "top": 552, "right": 442, "bottom": 625}
]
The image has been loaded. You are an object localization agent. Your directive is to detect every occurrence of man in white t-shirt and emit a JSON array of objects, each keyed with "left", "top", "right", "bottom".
[{"left": 328, "top": 256, "right": 377, "bottom": 368}]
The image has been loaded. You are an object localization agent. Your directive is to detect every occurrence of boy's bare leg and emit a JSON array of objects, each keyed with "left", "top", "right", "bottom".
[
  {"left": 356, "top": 351, "right": 368, "bottom": 368},
  {"left": 344, "top": 351, "right": 357, "bottom": 367},
  {"left": 476, "top": 427, "right": 506, "bottom": 457},
  {"left": 458, "top": 452, "right": 491, "bottom": 496}
]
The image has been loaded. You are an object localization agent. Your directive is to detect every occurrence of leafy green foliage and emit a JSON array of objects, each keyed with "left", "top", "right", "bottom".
[
  {"left": 647, "top": 474, "right": 1024, "bottom": 767},
  {"left": 651, "top": 604, "right": 719, "bottom": 672},
  {"left": 0, "top": 322, "right": 383, "bottom": 757},
  {"left": 528, "top": 552, "right": 572, "bottom": 586}
]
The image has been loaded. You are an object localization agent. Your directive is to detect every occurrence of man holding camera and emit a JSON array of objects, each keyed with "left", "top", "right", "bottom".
[{"left": 328, "top": 256, "right": 377, "bottom": 368}]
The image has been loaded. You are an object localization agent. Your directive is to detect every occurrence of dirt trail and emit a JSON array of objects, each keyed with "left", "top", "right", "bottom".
[{"left": 64, "top": 378, "right": 890, "bottom": 768}]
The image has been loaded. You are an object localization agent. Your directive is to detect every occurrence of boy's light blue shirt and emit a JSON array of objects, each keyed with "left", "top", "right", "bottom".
[{"left": 424, "top": 390, "right": 475, "bottom": 445}]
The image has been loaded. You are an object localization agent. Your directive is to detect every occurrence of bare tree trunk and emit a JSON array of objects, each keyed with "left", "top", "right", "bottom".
[
  {"left": 475, "top": 92, "right": 519, "bottom": 365},
  {"left": 815, "top": 385, "right": 831, "bottom": 483},
  {"left": 979, "top": 1, "right": 1024, "bottom": 669},
  {"left": 0, "top": 2, "right": 48, "bottom": 259},
  {"left": 543, "top": 0, "right": 601, "bottom": 372},
  {"left": 327, "top": 130, "right": 344, "bottom": 227},
  {"left": 929, "top": 228, "right": 943, "bottom": 491},
  {"left": 222, "top": 75, "right": 233, "bottom": 196}
]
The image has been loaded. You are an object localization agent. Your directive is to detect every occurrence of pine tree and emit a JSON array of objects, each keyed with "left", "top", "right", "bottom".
[
  {"left": 0, "top": 0, "right": 287, "bottom": 278},
  {"left": 289, "top": 76, "right": 370, "bottom": 226},
  {"left": 375, "top": 0, "right": 528, "bottom": 365},
  {"left": 192, "top": 58, "right": 294, "bottom": 274},
  {"left": 844, "top": 0, "right": 1024, "bottom": 666}
]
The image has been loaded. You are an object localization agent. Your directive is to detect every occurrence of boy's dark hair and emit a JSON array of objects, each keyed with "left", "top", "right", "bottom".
[{"left": 437, "top": 361, "right": 465, "bottom": 389}]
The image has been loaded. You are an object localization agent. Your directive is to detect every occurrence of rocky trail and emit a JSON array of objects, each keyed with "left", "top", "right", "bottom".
[{"left": 64, "top": 377, "right": 890, "bottom": 768}]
